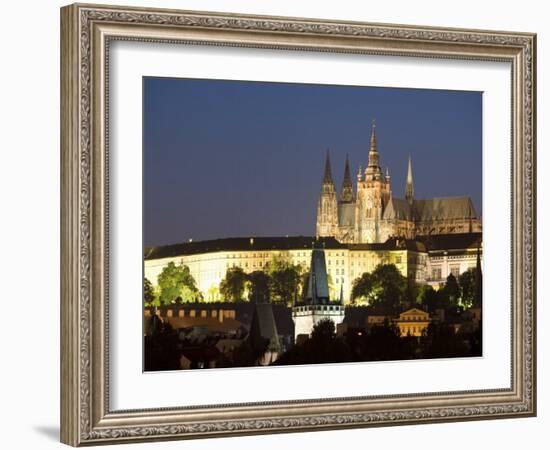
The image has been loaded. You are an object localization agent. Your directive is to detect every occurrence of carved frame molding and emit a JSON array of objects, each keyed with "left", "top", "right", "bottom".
[{"left": 60, "top": 3, "right": 536, "bottom": 446}]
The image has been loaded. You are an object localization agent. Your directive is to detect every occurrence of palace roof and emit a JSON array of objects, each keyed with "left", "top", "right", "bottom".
[
  {"left": 144, "top": 233, "right": 482, "bottom": 260},
  {"left": 416, "top": 232, "right": 482, "bottom": 252},
  {"left": 145, "top": 236, "right": 346, "bottom": 260}
]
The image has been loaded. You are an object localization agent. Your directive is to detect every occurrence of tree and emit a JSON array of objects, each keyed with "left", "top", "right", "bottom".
[
  {"left": 458, "top": 268, "right": 476, "bottom": 309},
  {"left": 351, "top": 272, "right": 374, "bottom": 305},
  {"left": 157, "top": 262, "right": 200, "bottom": 304},
  {"left": 269, "top": 267, "right": 302, "bottom": 304},
  {"left": 144, "top": 320, "right": 181, "bottom": 371},
  {"left": 220, "top": 267, "right": 247, "bottom": 302},
  {"left": 419, "top": 285, "right": 443, "bottom": 313},
  {"left": 247, "top": 270, "right": 271, "bottom": 302},
  {"left": 273, "top": 319, "right": 351, "bottom": 366},
  {"left": 372, "top": 264, "right": 407, "bottom": 310},
  {"left": 442, "top": 273, "right": 460, "bottom": 308},
  {"left": 143, "top": 277, "right": 156, "bottom": 306},
  {"left": 267, "top": 254, "right": 303, "bottom": 304},
  {"left": 421, "top": 323, "right": 469, "bottom": 358}
]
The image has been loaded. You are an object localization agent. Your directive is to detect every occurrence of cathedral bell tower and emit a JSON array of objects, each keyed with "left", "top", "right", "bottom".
[
  {"left": 355, "top": 121, "right": 391, "bottom": 243},
  {"left": 315, "top": 150, "right": 339, "bottom": 238}
]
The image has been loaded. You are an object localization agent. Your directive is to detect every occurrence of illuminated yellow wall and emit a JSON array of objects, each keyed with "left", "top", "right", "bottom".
[{"left": 143, "top": 247, "right": 425, "bottom": 304}]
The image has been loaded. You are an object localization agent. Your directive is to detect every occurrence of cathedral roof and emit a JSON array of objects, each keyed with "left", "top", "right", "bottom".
[
  {"left": 412, "top": 197, "right": 477, "bottom": 221},
  {"left": 382, "top": 196, "right": 478, "bottom": 222},
  {"left": 382, "top": 197, "right": 412, "bottom": 220}
]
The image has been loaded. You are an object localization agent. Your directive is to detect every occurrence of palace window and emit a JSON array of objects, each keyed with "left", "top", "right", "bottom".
[{"left": 432, "top": 267, "right": 442, "bottom": 280}]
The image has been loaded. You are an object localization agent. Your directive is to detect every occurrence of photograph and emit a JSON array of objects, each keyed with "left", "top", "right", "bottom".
[{"left": 142, "top": 78, "right": 484, "bottom": 371}]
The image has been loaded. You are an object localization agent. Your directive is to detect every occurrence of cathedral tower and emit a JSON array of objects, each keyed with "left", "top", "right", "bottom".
[
  {"left": 355, "top": 122, "right": 391, "bottom": 243},
  {"left": 316, "top": 150, "right": 338, "bottom": 238}
]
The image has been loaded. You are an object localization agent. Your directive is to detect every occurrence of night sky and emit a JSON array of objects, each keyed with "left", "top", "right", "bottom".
[{"left": 143, "top": 77, "right": 482, "bottom": 247}]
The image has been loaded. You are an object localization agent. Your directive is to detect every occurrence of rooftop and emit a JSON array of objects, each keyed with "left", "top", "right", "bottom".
[{"left": 144, "top": 232, "right": 482, "bottom": 260}]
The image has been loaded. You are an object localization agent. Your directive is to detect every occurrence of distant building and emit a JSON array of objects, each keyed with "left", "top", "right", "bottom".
[
  {"left": 316, "top": 123, "right": 481, "bottom": 244},
  {"left": 394, "top": 308, "right": 431, "bottom": 337},
  {"left": 292, "top": 247, "right": 345, "bottom": 339}
]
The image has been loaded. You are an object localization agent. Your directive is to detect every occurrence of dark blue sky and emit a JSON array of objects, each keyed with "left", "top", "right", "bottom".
[{"left": 144, "top": 77, "right": 482, "bottom": 247}]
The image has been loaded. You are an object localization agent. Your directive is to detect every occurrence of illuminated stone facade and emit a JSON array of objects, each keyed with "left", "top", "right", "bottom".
[
  {"left": 316, "top": 123, "right": 482, "bottom": 244},
  {"left": 394, "top": 308, "right": 432, "bottom": 337}
]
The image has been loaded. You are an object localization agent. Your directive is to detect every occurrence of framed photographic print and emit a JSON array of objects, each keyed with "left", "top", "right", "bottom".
[{"left": 60, "top": 3, "right": 536, "bottom": 446}]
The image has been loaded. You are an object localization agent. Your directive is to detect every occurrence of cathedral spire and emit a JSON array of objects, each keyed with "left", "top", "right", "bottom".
[
  {"left": 340, "top": 154, "right": 354, "bottom": 203},
  {"left": 365, "top": 120, "right": 382, "bottom": 181},
  {"left": 405, "top": 154, "right": 414, "bottom": 204},
  {"left": 323, "top": 149, "right": 334, "bottom": 185},
  {"left": 369, "top": 119, "right": 378, "bottom": 153}
]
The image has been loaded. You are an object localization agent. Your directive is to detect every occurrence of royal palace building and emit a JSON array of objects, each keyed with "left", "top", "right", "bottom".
[{"left": 144, "top": 232, "right": 482, "bottom": 303}]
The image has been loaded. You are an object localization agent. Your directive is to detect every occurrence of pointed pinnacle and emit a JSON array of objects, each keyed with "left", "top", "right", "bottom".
[{"left": 323, "top": 149, "right": 333, "bottom": 184}]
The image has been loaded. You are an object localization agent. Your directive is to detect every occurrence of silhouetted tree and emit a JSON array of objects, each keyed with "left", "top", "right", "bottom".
[
  {"left": 143, "top": 277, "right": 156, "bottom": 306},
  {"left": 273, "top": 319, "right": 351, "bottom": 365},
  {"left": 351, "top": 272, "right": 374, "bottom": 305},
  {"left": 247, "top": 270, "right": 271, "bottom": 302},
  {"left": 220, "top": 267, "right": 247, "bottom": 302},
  {"left": 442, "top": 274, "right": 460, "bottom": 307},
  {"left": 421, "top": 323, "right": 468, "bottom": 358},
  {"left": 458, "top": 268, "right": 476, "bottom": 309},
  {"left": 144, "top": 321, "right": 181, "bottom": 371}
]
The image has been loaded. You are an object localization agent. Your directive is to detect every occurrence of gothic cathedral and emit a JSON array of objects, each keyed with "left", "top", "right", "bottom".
[{"left": 316, "top": 123, "right": 482, "bottom": 244}]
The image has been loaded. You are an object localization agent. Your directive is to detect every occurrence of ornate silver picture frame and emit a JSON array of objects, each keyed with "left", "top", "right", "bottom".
[{"left": 60, "top": 3, "right": 536, "bottom": 446}]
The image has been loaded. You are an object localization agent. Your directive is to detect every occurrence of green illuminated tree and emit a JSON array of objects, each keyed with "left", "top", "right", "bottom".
[
  {"left": 351, "top": 264, "right": 407, "bottom": 311},
  {"left": 267, "top": 254, "right": 303, "bottom": 305},
  {"left": 157, "top": 262, "right": 200, "bottom": 304}
]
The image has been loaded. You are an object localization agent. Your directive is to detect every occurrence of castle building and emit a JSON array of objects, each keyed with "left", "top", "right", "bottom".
[
  {"left": 143, "top": 121, "right": 482, "bottom": 305},
  {"left": 316, "top": 123, "right": 482, "bottom": 244},
  {"left": 292, "top": 246, "right": 345, "bottom": 339}
]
